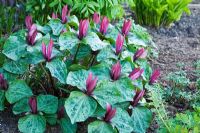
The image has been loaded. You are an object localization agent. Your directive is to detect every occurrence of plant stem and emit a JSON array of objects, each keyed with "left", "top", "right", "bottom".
[{"left": 73, "top": 43, "right": 81, "bottom": 63}]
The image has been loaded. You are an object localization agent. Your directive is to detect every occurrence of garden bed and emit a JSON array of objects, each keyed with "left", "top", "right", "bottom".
[{"left": 0, "top": 5, "right": 200, "bottom": 133}]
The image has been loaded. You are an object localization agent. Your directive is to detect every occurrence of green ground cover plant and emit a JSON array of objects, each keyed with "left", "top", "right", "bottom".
[
  {"left": 0, "top": 5, "right": 160, "bottom": 132},
  {"left": 129, "top": 0, "right": 192, "bottom": 27}
]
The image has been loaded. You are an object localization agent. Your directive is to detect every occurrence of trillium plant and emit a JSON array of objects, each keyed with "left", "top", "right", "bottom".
[{"left": 0, "top": 5, "right": 160, "bottom": 133}]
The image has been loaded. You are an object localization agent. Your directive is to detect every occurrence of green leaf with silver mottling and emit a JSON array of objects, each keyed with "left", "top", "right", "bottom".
[
  {"left": 48, "top": 19, "right": 64, "bottom": 36},
  {"left": 65, "top": 91, "right": 97, "bottom": 123},
  {"left": 131, "top": 107, "right": 152, "bottom": 133},
  {"left": 88, "top": 121, "right": 117, "bottom": 133},
  {"left": 97, "top": 46, "right": 117, "bottom": 62},
  {"left": 66, "top": 69, "right": 89, "bottom": 91},
  {"left": 46, "top": 59, "right": 67, "bottom": 84},
  {"left": 85, "top": 32, "right": 109, "bottom": 51},
  {"left": 59, "top": 32, "right": 80, "bottom": 51},
  {"left": 68, "top": 15, "right": 79, "bottom": 29},
  {"left": 3, "top": 34, "right": 27, "bottom": 61},
  {"left": 3, "top": 60, "right": 28, "bottom": 74},
  {"left": 37, "top": 95, "right": 58, "bottom": 114},
  {"left": 12, "top": 97, "right": 30, "bottom": 115},
  {"left": 5, "top": 80, "right": 33, "bottom": 104},
  {"left": 18, "top": 114, "right": 46, "bottom": 133},
  {"left": 111, "top": 108, "right": 133, "bottom": 133},
  {"left": 58, "top": 117, "right": 77, "bottom": 133}
]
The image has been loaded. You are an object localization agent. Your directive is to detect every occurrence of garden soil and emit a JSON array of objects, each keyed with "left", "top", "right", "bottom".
[{"left": 0, "top": 6, "right": 200, "bottom": 133}]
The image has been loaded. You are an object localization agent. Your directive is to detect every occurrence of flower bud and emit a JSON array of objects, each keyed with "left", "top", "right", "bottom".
[
  {"left": 86, "top": 72, "right": 98, "bottom": 95},
  {"left": 0, "top": 74, "right": 8, "bottom": 90},
  {"left": 122, "top": 19, "right": 132, "bottom": 36},
  {"left": 104, "top": 103, "right": 116, "bottom": 122},
  {"left": 25, "top": 15, "right": 32, "bottom": 30},
  {"left": 42, "top": 39, "right": 54, "bottom": 62},
  {"left": 133, "top": 48, "right": 147, "bottom": 61},
  {"left": 93, "top": 12, "right": 100, "bottom": 24},
  {"left": 149, "top": 69, "right": 160, "bottom": 85},
  {"left": 129, "top": 68, "right": 144, "bottom": 80},
  {"left": 100, "top": 17, "right": 109, "bottom": 35},
  {"left": 110, "top": 61, "right": 121, "bottom": 80},
  {"left": 78, "top": 19, "right": 89, "bottom": 39},
  {"left": 131, "top": 90, "right": 145, "bottom": 107},
  {"left": 62, "top": 5, "right": 68, "bottom": 23},
  {"left": 115, "top": 33, "right": 124, "bottom": 55},
  {"left": 29, "top": 97, "right": 37, "bottom": 114}
]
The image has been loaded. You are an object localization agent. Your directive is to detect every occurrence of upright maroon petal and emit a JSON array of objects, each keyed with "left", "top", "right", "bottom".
[
  {"left": 47, "top": 39, "right": 54, "bottom": 61},
  {"left": 62, "top": 5, "right": 68, "bottom": 23},
  {"left": 129, "top": 68, "right": 144, "bottom": 80},
  {"left": 93, "top": 12, "right": 100, "bottom": 24},
  {"left": 133, "top": 48, "right": 145, "bottom": 61},
  {"left": 52, "top": 12, "right": 58, "bottom": 19},
  {"left": 78, "top": 19, "right": 89, "bottom": 39},
  {"left": 149, "top": 69, "right": 160, "bottom": 84},
  {"left": 104, "top": 103, "right": 116, "bottom": 122},
  {"left": 42, "top": 42, "right": 47, "bottom": 59},
  {"left": 131, "top": 90, "right": 145, "bottom": 107},
  {"left": 86, "top": 72, "right": 98, "bottom": 95},
  {"left": 25, "top": 15, "right": 32, "bottom": 30},
  {"left": 100, "top": 17, "right": 109, "bottom": 35},
  {"left": 110, "top": 61, "right": 121, "bottom": 80},
  {"left": 122, "top": 19, "right": 132, "bottom": 36},
  {"left": 29, "top": 97, "right": 37, "bottom": 114},
  {"left": 116, "top": 33, "right": 124, "bottom": 55}
]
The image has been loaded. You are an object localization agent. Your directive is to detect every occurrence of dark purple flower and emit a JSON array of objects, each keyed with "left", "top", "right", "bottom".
[
  {"left": 133, "top": 48, "right": 147, "bottom": 61},
  {"left": 25, "top": 15, "right": 32, "bottom": 30},
  {"left": 122, "top": 19, "right": 132, "bottom": 36},
  {"left": 103, "top": 103, "right": 116, "bottom": 122},
  {"left": 99, "top": 17, "right": 109, "bottom": 35},
  {"left": 149, "top": 70, "right": 160, "bottom": 85},
  {"left": 0, "top": 74, "right": 8, "bottom": 90},
  {"left": 110, "top": 61, "right": 121, "bottom": 81},
  {"left": 42, "top": 39, "right": 54, "bottom": 62},
  {"left": 86, "top": 72, "right": 98, "bottom": 96},
  {"left": 131, "top": 90, "right": 145, "bottom": 107},
  {"left": 62, "top": 5, "right": 68, "bottom": 23},
  {"left": 57, "top": 106, "right": 65, "bottom": 119},
  {"left": 29, "top": 97, "right": 37, "bottom": 114},
  {"left": 78, "top": 19, "right": 89, "bottom": 39},
  {"left": 52, "top": 12, "right": 58, "bottom": 19},
  {"left": 115, "top": 33, "right": 124, "bottom": 55},
  {"left": 93, "top": 12, "right": 100, "bottom": 24},
  {"left": 27, "top": 24, "right": 37, "bottom": 45},
  {"left": 129, "top": 68, "right": 144, "bottom": 80}
]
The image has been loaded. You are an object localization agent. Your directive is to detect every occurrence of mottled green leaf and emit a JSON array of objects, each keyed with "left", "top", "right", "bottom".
[
  {"left": 85, "top": 32, "right": 109, "bottom": 51},
  {"left": 88, "top": 121, "right": 116, "bottom": 133},
  {"left": 3, "top": 60, "right": 28, "bottom": 74},
  {"left": 66, "top": 70, "right": 89, "bottom": 91},
  {"left": 18, "top": 115, "right": 46, "bottom": 133},
  {"left": 46, "top": 59, "right": 67, "bottom": 84},
  {"left": 111, "top": 108, "right": 133, "bottom": 133},
  {"left": 5, "top": 80, "right": 33, "bottom": 104},
  {"left": 12, "top": 97, "right": 30, "bottom": 115},
  {"left": 59, "top": 32, "right": 80, "bottom": 51},
  {"left": 48, "top": 19, "right": 64, "bottom": 36},
  {"left": 37, "top": 95, "right": 58, "bottom": 114},
  {"left": 131, "top": 107, "right": 152, "bottom": 133},
  {"left": 97, "top": 46, "right": 117, "bottom": 62},
  {"left": 59, "top": 117, "right": 77, "bottom": 133},
  {"left": 3, "top": 35, "right": 27, "bottom": 61},
  {"left": 65, "top": 91, "right": 97, "bottom": 123}
]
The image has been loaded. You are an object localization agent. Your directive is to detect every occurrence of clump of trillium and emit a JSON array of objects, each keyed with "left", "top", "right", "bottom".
[
  {"left": 0, "top": 73, "right": 8, "bottom": 90},
  {"left": 122, "top": 19, "right": 132, "bottom": 36},
  {"left": 51, "top": 5, "right": 69, "bottom": 24},
  {"left": 99, "top": 16, "right": 109, "bottom": 35},
  {"left": 29, "top": 97, "right": 37, "bottom": 114},
  {"left": 110, "top": 61, "right": 121, "bottom": 81},
  {"left": 85, "top": 72, "right": 98, "bottom": 96},
  {"left": 25, "top": 16, "right": 37, "bottom": 45},
  {"left": 103, "top": 103, "right": 116, "bottom": 122},
  {"left": 42, "top": 39, "right": 54, "bottom": 62}
]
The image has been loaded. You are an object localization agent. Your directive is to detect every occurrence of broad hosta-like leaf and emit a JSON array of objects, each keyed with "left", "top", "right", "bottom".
[
  {"left": 12, "top": 97, "right": 30, "bottom": 115},
  {"left": 65, "top": 91, "right": 97, "bottom": 123},
  {"left": 59, "top": 32, "right": 80, "bottom": 51},
  {"left": 18, "top": 115, "right": 46, "bottom": 133},
  {"left": 3, "top": 34, "right": 27, "bottom": 61},
  {"left": 5, "top": 80, "right": 33, "bottom": 104},
  {"left": 59, "top": 117, "right": 77, "bottom": 133},
  {"left": 131, "top": 107, "right": 152, "bottom": 133},
  {"left": 24, "top": 51, "right": 45, "bottom": 64},
  {"left": 111, "top": 108, "right": 133, "bottom": 133},
  {"left": 46, "top": 59, "right": 68, "bottom": 84},
  {"left": 37, "top": 95, "right": 58, "bottom": 114},
  {"left": 88, "top": 121, "right": 117, "bottom": 133},
  {"left": 93, "top": 78, "right": 134, "bottom": 107},
  {"left": 66, "top": 70, "right": 89, "bottom": 91},
  {"left": 0, "top": 90, "right": 5, "bottom": 111},
  {"left": 85, "top": 32, "right": 109, "bottom": 51},
  {"left": 48, "top": 19, "right": 64, "bottom": 36},
  {"left": 3, "top": 60, "right": 28, "bottom": 74}
]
